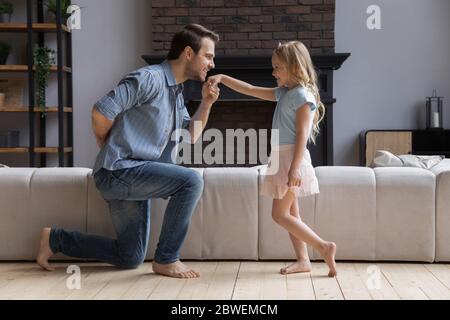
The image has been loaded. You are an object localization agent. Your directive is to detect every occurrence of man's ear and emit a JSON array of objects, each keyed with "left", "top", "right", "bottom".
[{"left": 184, "top": 46, "right": 194, "bottom": 61}]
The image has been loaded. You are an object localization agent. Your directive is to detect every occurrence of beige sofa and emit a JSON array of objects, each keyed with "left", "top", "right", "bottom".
[{"left": 1, "top": 160, "right": 449, "bottom": 263}]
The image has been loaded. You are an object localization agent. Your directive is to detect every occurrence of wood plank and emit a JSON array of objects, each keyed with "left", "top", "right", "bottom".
[
  {"left": 204, "top": 262, "right": 240, "bottom": 300},
  {"left": 232, "top": 262, "right": 264, "bottom": 300},
  {"left": 232, "top": 262, "right": 287, "bottom": 300},
  {"left": 335, "top": 263, "right": 373, "bottom": 300},
  {"left": 0, "top": 147, "right": 28, "bottom": 153},
  {"left": 380, "top": 263, "right": 429, "bottom": 300},
  {"left": 310, "top": 263, "right": 344, "bottom": 300},
  {"left": 120, "top": 264, "right": 164, "bottom": 300},
  {"left": 1, "top": 262, "right": 450, "bottom": 300},
  {"left": 65, "top": 264, "right": 124, "bottom": 300},
  {"left": 93, "top": 266, "right": 147, "bottom": 300},
  {"left": 0, "top": 65, "right": 72, "bottom": 73},
  {"left": 0, "top": 147, "right": 73, "bottom": 153},
  {"left": 285, "top": 262, "right": 315, "bottom": 300},
  {"left": 43, "top": 263, "right": 92, "bottom": 300},
  {"left": 0, "top": 264, "right": 66, "bottom": 300},
  {"left": 260, "top": 262, "right": 288, "bottom": 300},
  {"left": 353, "top": 263, "right": 400, "bottom": 300},
  {"left": 0, "top": 107, "right": 73, "bottom": 113},
  {"left": 0, "top": 263, "right": 33, "bottom": 296},
  {"left": 147, "top": 276, "right": 188, "bottom": 300},
  {"left": 0, "top": 23, "right": 70, "bottom": 33},
  {"left": 175, "top": 262, "right": 219, "bottom": 300},
  {"left": 424, "top": 264, "right": 450, "bottom": 290},
  {"left": 405, "top": 264, "right": 450, "bottom": 300}
]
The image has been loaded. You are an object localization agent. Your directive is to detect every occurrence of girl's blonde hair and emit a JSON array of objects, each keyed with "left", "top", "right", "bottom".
[{"left": 273, "top": 41, "right": 325, "bottom": 145}]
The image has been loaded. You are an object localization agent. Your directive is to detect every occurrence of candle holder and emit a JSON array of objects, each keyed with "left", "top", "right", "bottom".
[{"left": 426, "top": 90, "right": 444, "bottom": 130}]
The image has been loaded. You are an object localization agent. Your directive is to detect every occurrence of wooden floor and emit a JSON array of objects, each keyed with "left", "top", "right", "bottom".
[{"left": 1, "top": 261, "right": 450, "bottom": 300}]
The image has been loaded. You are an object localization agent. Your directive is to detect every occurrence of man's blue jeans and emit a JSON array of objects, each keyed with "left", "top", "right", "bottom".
[{"left": 49, "top": 161, "right": 203, "bottom": 269}]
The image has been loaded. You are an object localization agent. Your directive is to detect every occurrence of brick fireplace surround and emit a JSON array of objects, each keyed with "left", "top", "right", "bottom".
[{"left": 148, "top": 0, "right": 349, "bottom": 167}]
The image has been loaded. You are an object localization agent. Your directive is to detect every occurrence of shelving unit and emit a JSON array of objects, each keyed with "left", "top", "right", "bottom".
[{"left": 0, "top": 0, "right": 73, "bottom": 167}]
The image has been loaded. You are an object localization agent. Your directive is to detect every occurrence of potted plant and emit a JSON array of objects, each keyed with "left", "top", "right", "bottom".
[
  {"left": 0, "top": 0, "right": 14, "bottom": 23},
  {"left": 45, "top": 0, "right": 70, "bottom": 23},
  {"left": 34, "top": 46, "right": 56, "bottom": 118},
  {"left": 0, "top": 41, "right": 11, "bottom": 64}
]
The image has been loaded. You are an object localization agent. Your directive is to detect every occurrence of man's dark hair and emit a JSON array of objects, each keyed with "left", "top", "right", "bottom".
[{"left": 167, "top": 24, "right": 219, "bottom": 60}]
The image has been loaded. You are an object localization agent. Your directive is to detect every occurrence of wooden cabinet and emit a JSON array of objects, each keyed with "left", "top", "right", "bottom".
[{"left": 360, "top": 130, "right": 450, "bottom": 166}]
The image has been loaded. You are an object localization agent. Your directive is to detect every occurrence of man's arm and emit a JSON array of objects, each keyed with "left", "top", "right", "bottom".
[
  {"left": 92, "top": 107, "right": 114, "bottom": 148},
  {"left": 188, "top": 82, "right": 220, "bottom": 143}
]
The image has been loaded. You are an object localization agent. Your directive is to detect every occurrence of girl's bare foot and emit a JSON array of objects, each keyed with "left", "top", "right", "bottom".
[
  {"left": 319, "top": 242, "right": 337, "bottom": 277},
  {"left": 280, "top": 259, "right": 312, "bottom": 275},
  {"left": 152, "top": 261, "right": 200, "bottom": 279},
  {"left": 36, "top": 228, "right": 55, "bottom": 271}
]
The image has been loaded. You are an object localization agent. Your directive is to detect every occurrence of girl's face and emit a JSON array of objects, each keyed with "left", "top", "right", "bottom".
[{"left": 271, "top": 54, "right": 290, "bottom": 87}]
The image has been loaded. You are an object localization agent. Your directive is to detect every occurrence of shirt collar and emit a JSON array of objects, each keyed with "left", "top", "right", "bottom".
[
  {"left": 161, "top": 60, "right": 178, "bottom": 87},
  {"left": 161, "top": 60, "right": 184, "bottom": 96}
]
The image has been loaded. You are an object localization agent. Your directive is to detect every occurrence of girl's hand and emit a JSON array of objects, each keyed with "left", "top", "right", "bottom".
[
  {"left": 288, "top": 166, "right": 302, "bottom": 188},
  {"left": 207, "top": 74, "right": 223, "bottom": 87}
]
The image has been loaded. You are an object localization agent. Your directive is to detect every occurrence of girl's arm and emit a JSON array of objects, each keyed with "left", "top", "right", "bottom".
[
  {"left": 288, "top": 104, "right": 311, "bottom": 187},
  {"left": 208, "top": 74, "right": 276, "bottom": 102}
]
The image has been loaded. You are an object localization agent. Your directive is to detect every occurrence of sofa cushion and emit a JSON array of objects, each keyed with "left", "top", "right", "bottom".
[
  {"left": 314, "top": 166, "right": 377, "bottom": 261},
  {"left": 375, "top": 167, "right": 435, "bottom": 262},
  {"left": 431, "top": 159, "right": 450, "bottom": 261},
  {"left": 0, "top": 168, "right": 90, "bottom": 260},
  {"left": 201, "top": 168, "right": 259, "bottom": 260}
]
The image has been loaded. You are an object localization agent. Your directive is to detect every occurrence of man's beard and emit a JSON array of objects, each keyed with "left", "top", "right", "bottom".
[{"left": 187, "top": 65, "right": 206, "bottom": 82}]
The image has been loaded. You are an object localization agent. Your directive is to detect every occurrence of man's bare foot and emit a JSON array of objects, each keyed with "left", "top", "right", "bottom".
[
  {"left": 36, "top": 228, "right": 55, "bottom": 271},
  {"left": 280, "top": 259, "right": 312, "bottom": 275},
  {"left": 319, "top": 242, "right": 337, "bottom": 277},
  {"left": 152, "top": 261, "right": 200, "bottom": 279}
]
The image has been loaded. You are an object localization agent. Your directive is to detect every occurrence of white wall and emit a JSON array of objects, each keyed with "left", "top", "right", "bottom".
[
  {"left": 73, "top": 0, "right": 152, "bottom": 168},
  {"left": 334, "top": 0, "right": 450, "bottom": 165}
]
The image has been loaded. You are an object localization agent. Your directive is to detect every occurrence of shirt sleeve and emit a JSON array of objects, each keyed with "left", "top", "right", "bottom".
[
  {"left": 182, "top": 106, "right": 191, "bottom": 130},
  {"left": 290, "top": 88, "right": 317, "bottom": 113},
  {"left": 94, "top": 69, "right": 160, "bottom": 120},
  {"left": 275, "top": 87, "right": 288, "bottom": 102}
]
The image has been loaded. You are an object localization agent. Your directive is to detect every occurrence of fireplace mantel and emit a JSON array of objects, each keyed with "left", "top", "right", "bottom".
[{"left": 143, "top": 54, "right": 350, "bottom": 71}]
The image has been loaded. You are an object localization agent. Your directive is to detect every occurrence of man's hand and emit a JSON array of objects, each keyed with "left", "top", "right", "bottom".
[
  {"left": 202, "top": 80, "right": 220, "bottom": 106},
  {"left": 96, "top": 137, "right": 106, "bottom": 148},
  {"left": 92, "top": 107, "right": 114, "bottom": 149},
  {"left": 207, "top": 74, "right": 223, "bottom": 88}
]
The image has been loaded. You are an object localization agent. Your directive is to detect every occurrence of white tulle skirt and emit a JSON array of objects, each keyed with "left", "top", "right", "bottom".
[{"left": 260, "top": 144, "right": 320, "bottom": 199}]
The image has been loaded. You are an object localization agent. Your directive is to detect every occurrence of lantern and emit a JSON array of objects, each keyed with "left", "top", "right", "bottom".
[{"left": 426, "top": 90, "right": 444, "bottom": 130}]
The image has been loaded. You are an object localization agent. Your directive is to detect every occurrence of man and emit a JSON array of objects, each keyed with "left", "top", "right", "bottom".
[{"left": 37, "top": 24, "right": 220, "bottom": 279}]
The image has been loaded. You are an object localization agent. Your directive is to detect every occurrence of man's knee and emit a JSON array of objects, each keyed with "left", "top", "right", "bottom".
[
  {"left": 184, "top": 170, "right": 204, "bottom": 194},
  {"left": 118, "top": 251, "right": 146, "bottom": 269}
]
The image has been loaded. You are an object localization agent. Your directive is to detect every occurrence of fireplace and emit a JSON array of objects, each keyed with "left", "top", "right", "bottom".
[
  {"left": 142, "top": 54, "right": 349, "bottom": 167},
  {"left": 149, "top": 0, "right": 350, "bottom": 166}
]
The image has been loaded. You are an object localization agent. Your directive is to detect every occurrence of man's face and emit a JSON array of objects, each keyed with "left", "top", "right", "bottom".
[{"left": 186, "top": 37, "right": 216, "bottom": 82}]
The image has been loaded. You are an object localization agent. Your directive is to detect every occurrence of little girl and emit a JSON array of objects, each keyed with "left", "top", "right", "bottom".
[{"left": 208, "top": 41, "right": 337, "bottom": 277}]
